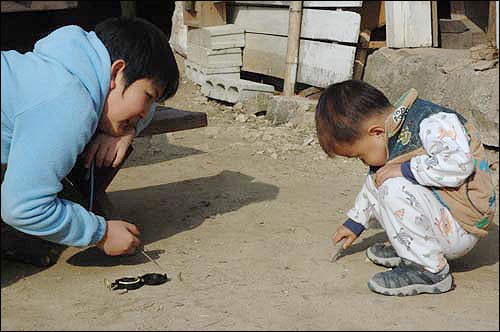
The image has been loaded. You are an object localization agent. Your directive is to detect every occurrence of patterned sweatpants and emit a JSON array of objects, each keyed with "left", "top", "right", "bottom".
[{"left": 349, "top": 176, "right": 479, "bottom": 273}]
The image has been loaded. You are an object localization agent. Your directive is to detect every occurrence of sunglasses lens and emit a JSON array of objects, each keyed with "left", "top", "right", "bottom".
[
  {"left": 112, "top": 276, "right": 143, "bottom": 290},
  {"left": 141, "top": 273, "right": 169, "bottom": 285}
]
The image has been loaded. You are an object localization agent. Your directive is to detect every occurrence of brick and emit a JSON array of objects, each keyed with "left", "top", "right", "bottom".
[
  {"left": 187, "top": 43, "right": 242, "bottom": 68},
  {"left": 185, "top": 59, "right": 240, "bottom": 85},
  {"left": 188, "top": 24, "right": 245, "bottom": 50},
  {"left": 201, "top": 77, "right": 274, "bottom": 103}
]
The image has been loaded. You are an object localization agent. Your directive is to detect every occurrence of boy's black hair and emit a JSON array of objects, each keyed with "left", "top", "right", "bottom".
[
  {"left": 95, "top": 17, "right": 179, "bottom": 102},
  {"left": 315, "top": 80, "right": 391, "bottom": 157}
]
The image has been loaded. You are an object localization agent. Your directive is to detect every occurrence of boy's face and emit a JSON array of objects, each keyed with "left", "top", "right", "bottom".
[
  {"left": 333, "top": 118, "right": 388, "bottom": 167},
  {"left": 99, "top": 60, "right": 163, "bottom": 136}
]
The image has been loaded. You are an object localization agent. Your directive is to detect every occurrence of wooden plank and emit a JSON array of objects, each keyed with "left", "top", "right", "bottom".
[
  {"left": 385, "top": 1, "right": 432, "bottom": 48},
  {"left": 243, "top": 33, "right": 355, "bottom": 87},
  {"left": 230, "top": 1, "right": 290, "bottom": 6},
  {"left": 230, "top": 1, "right": 362, "bottom": 7},
  {"left": 232, "top": 6, "right": 361, "bottom": 43},
  {"left": 137, "top": 107, "right": 208, "bottom": 137},
  {"left": 367, "top": 40, "right": 386, "bottom": 48},
  {"left": 303, "top": 1, "right": 362, "bottom": 8},
  {"left": 1, "top": 1, "right": 77, "bottom": 13}
]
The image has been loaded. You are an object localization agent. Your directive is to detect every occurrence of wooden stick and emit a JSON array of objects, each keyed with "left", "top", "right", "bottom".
[{"left": 283, "top": 1, "right": 303, "bottom": 96}]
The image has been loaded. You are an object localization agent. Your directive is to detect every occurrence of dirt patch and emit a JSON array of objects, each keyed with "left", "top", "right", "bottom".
[{"left": 1, "top": 57, "right": 498, "bottom": 331}]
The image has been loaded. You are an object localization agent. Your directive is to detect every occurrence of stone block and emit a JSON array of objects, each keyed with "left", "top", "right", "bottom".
[
  {"left": 187, "top": 43, "right": 242, "bottom": 68},
  {"left": 185, "top": 59, "right": 240, "bottom": 85},
  {"left": 201, "top": 77, "right": 275, "bottom": 103},
  {"left": 188, "top": 24, "right": 245, "bottom": 50}
]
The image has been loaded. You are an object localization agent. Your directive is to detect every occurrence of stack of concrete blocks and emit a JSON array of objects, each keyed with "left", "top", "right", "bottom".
[
  {"left": 186, "top": 24, "right": 275, "bottom": 104},
  {"left": 186, "top": 24, "right": 244, "bottom": 86}
]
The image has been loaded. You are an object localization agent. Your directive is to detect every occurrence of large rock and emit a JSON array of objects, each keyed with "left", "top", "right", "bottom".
[{"left": 364, "top": 47, "right": 499, "bottom": 147}]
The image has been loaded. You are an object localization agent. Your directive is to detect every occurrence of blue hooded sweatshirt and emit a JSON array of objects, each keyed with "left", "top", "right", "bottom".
[{"left": 1, "top": 25, "right": 155, "bottom": 247}]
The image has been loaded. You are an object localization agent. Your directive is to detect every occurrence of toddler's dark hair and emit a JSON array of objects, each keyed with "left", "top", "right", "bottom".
[
  {"left": 315, "top": 80, "right": 391, "bottom": 157},
  {"left": 95, "top": 17, "right": 179, "bottom": 102}
]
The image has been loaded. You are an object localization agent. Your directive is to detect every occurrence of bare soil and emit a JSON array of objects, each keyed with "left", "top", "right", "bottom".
[{"left": 1, "top": 58, "right": 498, "bottom": 331}]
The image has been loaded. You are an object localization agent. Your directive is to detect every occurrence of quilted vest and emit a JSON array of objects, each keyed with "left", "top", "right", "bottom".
[{"left": 382, "top": 89, "right": 496, "bottom": 238}]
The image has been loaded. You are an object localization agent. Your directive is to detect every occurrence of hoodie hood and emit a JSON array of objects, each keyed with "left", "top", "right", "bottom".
[{"left": 33, "top": 25, "right": 111, "bottom": 117}]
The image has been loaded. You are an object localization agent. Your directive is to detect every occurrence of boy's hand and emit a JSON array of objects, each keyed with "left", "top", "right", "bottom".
[
  {"left": 95, "top": 220, "right": 141, "bottom": 256},
  {"left": 84, "top": 128, "right": 135, "bottom": 168},
  {"left": 332, "top": 225, "right": 357, "bottom": 250},
  {"left": 375, "top": 163, "right": 403, "bottom": 187}
]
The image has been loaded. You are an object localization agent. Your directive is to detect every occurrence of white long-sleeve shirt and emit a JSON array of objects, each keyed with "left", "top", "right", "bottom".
[{"left": 346, "top": 112, "right": 475, "bottom": 229}]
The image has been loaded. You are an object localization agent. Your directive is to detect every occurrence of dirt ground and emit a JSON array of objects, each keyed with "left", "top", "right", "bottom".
[{"left": 1, "top": 57, "right": 499, "bottom": 331}]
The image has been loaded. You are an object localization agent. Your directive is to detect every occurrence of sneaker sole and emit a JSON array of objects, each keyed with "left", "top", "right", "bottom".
[
  {"left": 367, "top": 274, "right": 454, "bottom": 296},
  {"left": 366, "top": 248, "right": 401, "bottom": 268}
]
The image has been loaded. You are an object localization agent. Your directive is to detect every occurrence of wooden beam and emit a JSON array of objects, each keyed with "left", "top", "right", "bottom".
[{"left": 367, "top": 40, "right": 386, "bottom": 49}]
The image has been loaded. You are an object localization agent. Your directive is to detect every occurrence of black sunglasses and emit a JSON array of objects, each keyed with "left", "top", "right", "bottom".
[{"left": 106, "top": 273, "right": 169, "bottom": 291}]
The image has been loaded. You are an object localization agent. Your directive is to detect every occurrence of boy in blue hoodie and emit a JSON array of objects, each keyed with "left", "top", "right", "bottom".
[{"left": 1, "top": 17, "right": 179, "bottom": 265}]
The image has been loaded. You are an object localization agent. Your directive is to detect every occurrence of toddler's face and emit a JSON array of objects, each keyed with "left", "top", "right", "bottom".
[{"left": 334, "top": 133, "right": 387, "bottom": 167}]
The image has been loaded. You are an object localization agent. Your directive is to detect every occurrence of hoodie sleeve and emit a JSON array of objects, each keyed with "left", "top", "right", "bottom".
[
  {"left": 409, "top": 112, "right": 475, "bottom": 187},
  {"left": 1, "top": 81, "right": 107, "bottom": 247}
]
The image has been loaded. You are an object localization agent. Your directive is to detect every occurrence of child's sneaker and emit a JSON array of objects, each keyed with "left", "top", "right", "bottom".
[
  {"left": 367, "top": 260, "right": 454, "bottom": 296},
  {"left": 366, "top": 243, "right": 401, "bottom": 267}
]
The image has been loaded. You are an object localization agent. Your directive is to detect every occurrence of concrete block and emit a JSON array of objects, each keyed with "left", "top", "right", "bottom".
[
  {"left": 185, "top": 59, "right": 240, "bottom": 85},
  {"left": 188, "top": 24, "right": 245, "bottom": 50},
  {"left": 201, "top": 77, "right": 274, "bottom": 104},
  {"left": 187, "top": 43, "right": 242, "bottom": 68}
]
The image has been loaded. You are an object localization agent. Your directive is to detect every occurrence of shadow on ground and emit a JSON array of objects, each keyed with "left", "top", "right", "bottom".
[
  {"left": 123, "top": 138, "right": 206, "bottom": 169},
  {"left": 65, "top": 170, "right": 279, "bottom": 267},
  {"left": 337, "top": 223, "right": 499, "bottom": 272},
  {"left": 450, "top": 223, "right": 499, "bottom": 272}
]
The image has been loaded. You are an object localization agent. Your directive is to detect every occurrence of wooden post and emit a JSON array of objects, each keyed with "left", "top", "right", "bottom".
[
  {"left": 283, "top": 1, "right": 303, "bottom": 96},
  {"left": 488, "top": 1, "right": 497, "bottom": 46},
  {"left": 120, "top": 1, "right": 136, "bottom": 18},
  {"left": 353, "top": 1, "right": 384, "bottom": 80},
  {"left": 431, "top": 1, "right": 439, "bottom": 47},
  {"left": 353, "top": 29, "right": 371, "bottom": 80}
]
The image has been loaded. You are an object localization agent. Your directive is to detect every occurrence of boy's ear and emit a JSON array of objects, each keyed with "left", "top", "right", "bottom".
[{"left": 109, "top": 59, "right": 126, "bottom": 89}]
